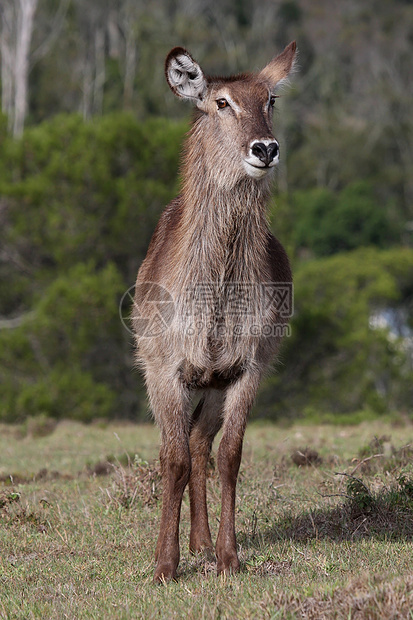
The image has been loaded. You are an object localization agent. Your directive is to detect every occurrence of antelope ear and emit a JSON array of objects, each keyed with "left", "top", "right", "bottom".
[
  {"left": 259, "top": 41, "right": 297, "bottom": 89},
  {"left": 165, "top": 47, "right": 208, "bottom": 104}
]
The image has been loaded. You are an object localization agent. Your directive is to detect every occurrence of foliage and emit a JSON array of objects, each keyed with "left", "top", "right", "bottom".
[
  {"left": 0, "top": 262, "right": 122, "bottom": 422},
  {"left": 257, "top": 247, "right": 413, "bottom": 421},
  {"left": 0, "top": 114, "right": 184, "bottom": 290},
  {"left": 0, "top": 114, "right": 185, "bottom": 422},
  {"left": 292, "top": 182, "right": 401, "bottom": 257}
]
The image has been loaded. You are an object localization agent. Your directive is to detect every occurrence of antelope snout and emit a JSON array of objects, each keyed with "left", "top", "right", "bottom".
[
  {"left": 243, "top": 138, "right": 280, "bottom": 179},
  {"left": 251, "top": 141, "right": 279, "bottom": 166}
]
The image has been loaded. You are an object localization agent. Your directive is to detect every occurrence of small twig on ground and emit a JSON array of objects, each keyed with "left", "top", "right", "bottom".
[
  {"left": 351, "top": 517, "right": 368, "bottom": 539},
  {"left": 317, "top": 491, "right": 351, "bottom": 500},
  {"left": 349, "top": 453, "right": 384, "bottom": 476}
]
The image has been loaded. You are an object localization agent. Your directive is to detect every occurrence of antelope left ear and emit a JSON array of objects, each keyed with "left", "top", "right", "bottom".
[
  {"left": 259, "top": 41, "right": 297, "bottom": 89},
  {"left": 165, "top": 47, "right": 208, "bottom": 104}
]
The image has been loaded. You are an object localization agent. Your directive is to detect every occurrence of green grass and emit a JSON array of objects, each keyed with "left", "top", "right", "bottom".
[{"left": 1, "top": 419, "right": 413, "bottom": 618}]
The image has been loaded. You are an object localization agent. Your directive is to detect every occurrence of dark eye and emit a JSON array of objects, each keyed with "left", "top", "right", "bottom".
[
  {"left": 217, "top": 98, "right": 229, "bottom": 110},
  {"left": 269, "top": 94, "right": 278, "bottom": 107}
]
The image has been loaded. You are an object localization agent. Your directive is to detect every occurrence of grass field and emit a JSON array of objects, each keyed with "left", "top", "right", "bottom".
[{"left": 1, "top": 417, "right": 413, "bottom": 619}]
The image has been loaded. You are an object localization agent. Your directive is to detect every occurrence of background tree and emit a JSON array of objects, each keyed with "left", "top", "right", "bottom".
[
  {"left": 0, "top": 0, "right": 39, "bottom": 137},
  {"left": 0, "top": 0, "right": 68, "bottom": 136}
]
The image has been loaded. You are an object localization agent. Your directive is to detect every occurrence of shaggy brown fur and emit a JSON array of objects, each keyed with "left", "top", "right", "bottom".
[{"left": 133, "top": 42, "right": 297, "bottom": 582}]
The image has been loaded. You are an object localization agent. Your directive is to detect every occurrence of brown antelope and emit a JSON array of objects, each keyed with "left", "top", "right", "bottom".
[{"left": 133, "top": 41, "right": 296, "bottom": 583}]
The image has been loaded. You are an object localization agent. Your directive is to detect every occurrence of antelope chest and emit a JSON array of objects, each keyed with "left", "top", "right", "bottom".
[{"left": 168, "top": 279, "right": 280, "bottom": 383}]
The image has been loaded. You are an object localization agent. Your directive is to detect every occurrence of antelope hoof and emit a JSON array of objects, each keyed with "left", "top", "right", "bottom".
[
  {"left": 216, "top": 553, "right": 240, "bottom": 576},
  {"left": 189, "top": 531, "right": 215, "bottom": 558},
  {"left": 153, "top": 562, "right": 178, "bottom": 585}
]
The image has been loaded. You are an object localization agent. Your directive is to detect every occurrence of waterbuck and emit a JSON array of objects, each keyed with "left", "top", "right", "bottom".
[{"left": 133, "top": 41, "right": 297, "bottom": 583}]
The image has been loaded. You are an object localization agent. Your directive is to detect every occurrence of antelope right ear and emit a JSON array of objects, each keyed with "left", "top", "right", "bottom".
[
  {"left": 165, "top": 48, "right": 208, "bottom": 104},
  {"left": 259, "top": 41, "right": 297, "bottom": 89}
]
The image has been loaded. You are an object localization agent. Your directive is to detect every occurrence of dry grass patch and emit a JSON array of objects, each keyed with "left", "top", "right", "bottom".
[
  {"left": 267, "top": 472, "right": 413, "bottom": 544},
  {"left": 1, "top": 419, "right": 413, "bottom": 619},
  {"left": 105, "top": 456, "right": 161, "bottom": 508},
  {"left": 257, "top": 573, "right": 413, "bottom": 619}
]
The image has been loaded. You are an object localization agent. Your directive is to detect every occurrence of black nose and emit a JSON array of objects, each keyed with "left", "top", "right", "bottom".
[{"left": 251, "top": 141, "right": 279, "bottom": 166}]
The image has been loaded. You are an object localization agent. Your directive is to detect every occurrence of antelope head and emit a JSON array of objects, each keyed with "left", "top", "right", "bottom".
[{"left": 165, "top": 42, "right": 297, "bottom": 186}]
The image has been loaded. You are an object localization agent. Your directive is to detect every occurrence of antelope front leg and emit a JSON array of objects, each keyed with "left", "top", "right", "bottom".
[
  {"left": 215, "top": 371, "right": 260, "bottom": 575},
  {"left": 188, "top": 390, "right": 223, "bottom": 556},
  {"left": 147, "top": 374, "right": 191, "bottom": 583},
  {"left": 155, "top": 438, "right": 190, "bottom": 582}
]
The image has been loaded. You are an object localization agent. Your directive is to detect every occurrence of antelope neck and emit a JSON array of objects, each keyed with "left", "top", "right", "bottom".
[{"left": 177, "top": 177, "right": 271, "bottom": 286}]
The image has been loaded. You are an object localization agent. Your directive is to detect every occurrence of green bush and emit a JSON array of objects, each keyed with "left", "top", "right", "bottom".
[
  {"left": 256, "top": 247, "right": 413, "bottom": 421},
  {"left": 0, "top": 262, "right": 123, "bottom": 422},
  {"left": 0, "top": 114, "right": 186, "bottom": 422},
  {"left": 14, "top": 368, "right": 115, "bottom": 422},
  {"left": 292, "top": 182, "right": 401, "bottom": 257}
]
